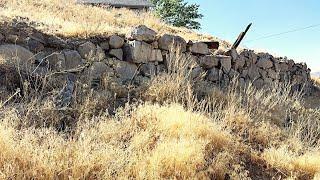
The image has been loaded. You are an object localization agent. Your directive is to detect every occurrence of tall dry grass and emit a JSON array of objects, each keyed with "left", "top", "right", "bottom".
[{"left": 0, "top": 46, "right": 319, "bottom": 179}]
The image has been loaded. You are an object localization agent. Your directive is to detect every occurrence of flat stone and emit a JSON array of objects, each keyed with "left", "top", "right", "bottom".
[
  {"left": 109, "top": 35, "right": 124, "bottom": 49},
  {"left": 189, "top": 42, "right": 209, "bottom": 55},
  {"left": 124, "top": 41, "right": 152, "bottom": 63},
  {"left": 63, "top": 50, "right": 84, "bottom": 69},
  {"left": 78, "top": 41, "right": 96, "bottom": 59},
  {"left": 130, "top": 25, "right": 157, "bottom": 42},
  {"left": 158, "top": 34, "right": 187, "bottom": 52},
  {"left": 199, "top": 55, "right": 219, "bottom": 69},
  {"left": 109, "top": 49, "right": 123, "bottom": 60}
]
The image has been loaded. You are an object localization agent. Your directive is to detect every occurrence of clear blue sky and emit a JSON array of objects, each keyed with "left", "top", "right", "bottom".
[{"left": 187, "top": 0, "right": 320, "bottom": 72}]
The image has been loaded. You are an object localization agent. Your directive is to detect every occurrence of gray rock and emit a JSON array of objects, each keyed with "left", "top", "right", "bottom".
[
  {"left": 234, "top": 56, "right": 246, "bottom": 70},
  {"left": 0, "top": 44, "right": 35, "bottom": 71},
  {"left": 253, "top": 78, "right": 264, "bottom": 89},
  {"left": 256, "top": 58, "right": 273, "bottom": 69},
  {"left": 99, "top": 42, "right": 110, "bottom": 50},
  {"left": 124, "top": 41, "right": 152, "bottom": 63},
  {"left": 267, "top": 69, "right": 279, "bottom": 80},
  {"left": 96, "top": 45, "right": 106, "bottom": 61},
  {"left": 189, "top": 42, "right": 209, "bottom": 55},
  {"left": 63, "top": 50, "right": 84, "bottom": 69},
  {"left": 258, "top": 68, "right": 268, "bottom": 79},
  {"left": 113, "top": 60, "right": 138, "bottom": 80},
  {"left": 158, "top": 34, "right": 187, "bottom": 52},
  {"left": 109, "top": 49, "right": 123, "bottom": 60},
  {"left": 248, "top": 65, "right": 260, "bottom": 80},
  {"left": 109, "top": 35, "right": 124, "bottom": 49},
  {"left": 90, "top": 62, "right": 110, "bottom": 79},
  {"left": 140, "top": 63, "right": 156, "bottom": 77},
  {"left": 219, "top": 55, "right": 232, "bottom": 73},
  {"left": 190, "top": 66, "right": 203, "bottom": 80},
  {"left": 199, "top": 55, "right": 219, "bottom": 69},
  {"left": 0, "top": 33, "right": 4, "bottom": 42},
  {"left": 228, "top": 69, "right": 240, "bottom": 79},
  {"left": 150, "top": 49, "right": 163, "bottom": 62},
  {"left": 27, "top": 39, "right": 45, "bottom": 53},
  {"left": 78, "top": 42, "right": 96, "bottom": 59},
  {"left": 226, "top": 48, "right": 238, "bottom": 61},
  {"left": 279, "top": 62, "right": 289, "bottom": 72},
  {"left": 47, "top": 52, "right": 66, "bottom": 71},
  {"left": 207, "top": 67, "right": 220, "bottom": 81},
  {"left": 130, "top": 25, "right": 157, "bottom": 42}
]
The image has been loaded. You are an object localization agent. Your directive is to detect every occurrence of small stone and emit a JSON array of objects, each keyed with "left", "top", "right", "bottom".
[
  {"left": 199, "top": 55, "right": 219, "bottom": 69},
  {"left": 124, "top": 41, "right": 152, "bottom": 63},
  {"left": 140, "top": 63, "right": 156, "bottom": 77},
  {"left": 109, "top": 49, "right": 123, "bottom": 60},
  {"left": 63, "top": 50, "right": 84, "bottom": 69},
  {"left": 207, "top": 67, "right": 220, "bottom": 82},
  {"left": 78, "top": 42, "right": 96, "bottom": 59},
  {"left": 253, "top": 78, "right": 264, "bottom": 88},
  {"left": 90, "top": 62, "right": 111, "bottom": 79},
  {"left": 189, "top": 42, "right": 209, "bottom": 55},
  {"left": 130, "top": 25, "right": 157, "bottom": 42},
  {"left": 27, "top": 39, "right": 45, "bottom": 52},
  {"left": 113, "top": 60, "right": 138, "bottom": 80},
  {"left": 219, "top": 55, "right": 232, "bottom": 73},
  {"left": 190, "top": 66, "right": 204, "bottom": 79},
  {"left": 158, "top": 34, "right": 187, "bottom": 52},
  {"left": 109, "top": 35, "right": 124, "bottom": 49},
  {"left": 96, "top": 45, "right": 106, "bottom": 61},
  {"left": 248, "top": 65, "right": 260, "bottom": 80},
  {"left": 47, "top": 52, "right": 66, "bottom": 71},
  {"left": 256, "top": 58, "right": 273, "bottom": 69},
  {"left": 267, "top": 69, "right": 279, "bottom": 80},
  {"left": 150, "top": 49, "right": 163, "bottom": 62},
  {"left": 99, "top": 42, "right": 110, "bottom": 50}
]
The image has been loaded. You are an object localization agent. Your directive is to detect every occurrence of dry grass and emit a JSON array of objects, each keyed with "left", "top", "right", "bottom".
[
  {"left": 1, "top": 49, "right": 319, "bottom": 179},
  {"left": 312, "top": 76, "right": 320, "bottom": 87},
  {"left": 0, "top": 0, "right": 225, "bottom": 43}
]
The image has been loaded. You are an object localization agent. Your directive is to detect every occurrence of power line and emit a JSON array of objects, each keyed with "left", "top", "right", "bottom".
[{"left": 245, "top": 23, "right": 320, "bottom": 43}]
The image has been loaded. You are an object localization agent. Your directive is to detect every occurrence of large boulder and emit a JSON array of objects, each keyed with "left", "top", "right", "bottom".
[
  {"left": 124, "top": 41, "right": 152, "bottom": 63},
  {"left": 0, "top": 44, "right": 35, "bottom": 71},
  {"left": 199, "top": 55, "right": 219, "bottom": 69},
  {"left": 109, "top": 35, "right": 124, "bottom": 49},
  {"left": 158, "top": 34, "right": 187, "bottom": 52},
  {"left": 189, "top": 42, "right": 209, "bottom": 55},
  {"left": 130, "top": 25, "right": 157, "bottom": 42}
]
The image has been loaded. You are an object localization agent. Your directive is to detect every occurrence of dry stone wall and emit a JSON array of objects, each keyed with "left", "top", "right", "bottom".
[{"left": 0, "top": 24, "right": 313, "bottom": 95}]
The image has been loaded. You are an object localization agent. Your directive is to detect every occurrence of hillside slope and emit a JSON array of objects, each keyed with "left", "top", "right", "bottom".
[{"left": 0, "top": 0, "right": 320, "bottom": 179}]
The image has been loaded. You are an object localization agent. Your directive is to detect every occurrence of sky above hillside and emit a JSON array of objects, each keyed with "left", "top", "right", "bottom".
[{"left": 187, "top": 0, "right": 320, "bottom": 72}]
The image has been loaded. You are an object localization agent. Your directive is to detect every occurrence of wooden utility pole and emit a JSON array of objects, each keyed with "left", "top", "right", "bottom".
[{"left": 231, "top": 23, "right": 252, "bottom": 49}]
